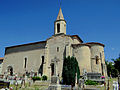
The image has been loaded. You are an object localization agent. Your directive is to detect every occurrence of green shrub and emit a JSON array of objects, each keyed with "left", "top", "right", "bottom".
[
  {"left": 32, "top": 76, "right": 41, "bottom": 81},
  {"left": 41, "top": 75, "right": 47, "bottom": 81},
  {"left": 35, "top": 87, "right": 39, "bottom": 90},
  {"left": 85, "top": 80, "right": 98, "bottom": 85}
]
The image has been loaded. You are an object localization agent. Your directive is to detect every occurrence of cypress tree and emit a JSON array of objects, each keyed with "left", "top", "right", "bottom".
[{"left": 62, "top": 56, "right": 80, "bottom": 86}]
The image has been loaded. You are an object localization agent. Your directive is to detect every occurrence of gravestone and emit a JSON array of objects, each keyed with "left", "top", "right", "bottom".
[
  {"left": 51, "top": 76, "right": 59, "bottom": 84},
  {"left": 79, "top": 79, "right": 84, "bottom": 88},
  {"left": 0, "top": 80, "right": 10, "bottom": 89},
  {"left": 48, "top": 57, "right": 61, "bottom": 90},
  {"left": 118, "top": 75, "right": 120, "bottom": 89},
  {"left": 113, "top": 81, "right": 119, "bottom": 90},
  {"left": 48, "top": 76, "right": 61, "bottom": 90},
  {"left": 75, "top": 73, "right": 78, "bottom": 87}
]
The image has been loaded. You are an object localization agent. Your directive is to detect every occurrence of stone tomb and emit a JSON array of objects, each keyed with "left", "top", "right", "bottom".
[
  {"left": 86, "top": 73, "right": 102, "bottom": 81},
  {"left": 48, "top": 76, "right": 61, "bottom": 90}
]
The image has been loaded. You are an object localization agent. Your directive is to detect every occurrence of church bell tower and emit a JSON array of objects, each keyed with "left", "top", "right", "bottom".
[{"left": 54, "top": 8, "right": 66, "bottom": 35}]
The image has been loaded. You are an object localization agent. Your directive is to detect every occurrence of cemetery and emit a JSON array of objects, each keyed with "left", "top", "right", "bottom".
[
  {"left": 0, "top": 0, "right": 120, "bottom": 90},
  {"left": 0, "top": 71, "right": 118, "bottom": 90}
]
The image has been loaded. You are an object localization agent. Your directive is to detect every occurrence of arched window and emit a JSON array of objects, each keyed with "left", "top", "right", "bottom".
[
  {"left": 101, "top": 63, "right": 104, "bottom": 75},
  {"left": 7, "top": 66, "right": 13, "bottom": 76},
  {"left": 38, "top": 56, "right": 44, "bottom": 76},
  {"left": 42, "top": 56, "right": 44, "bottom": 64},
  {"left": 57, "top": 47, "right": 59, "bottom": 52},
  {"left": 96, "top": 56, "right": 99, "bottom": 64},
  {"left": 57, "top": 23, "right": 60, "bottom": 33},
  {"left": 24, "top": 57, "right": 27, "bottom": 69}
]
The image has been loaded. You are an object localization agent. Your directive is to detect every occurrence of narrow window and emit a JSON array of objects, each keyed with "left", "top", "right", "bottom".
[
  {"left": 57, "top": 23, "right": 60, "bottom": 33},
  {"left": 96, "top": 56, "right": 99, "bottom": 64},
  {"left": 42, "top": 56, "right": 44, "bottom": 64},
  {"left": 24, "top": 58, "right": 27, "bottom": 68},
  {"left": 57, "top": 47, "right": 59, "bottom": 52},
  {"left": 101, "top": 63, "right": 104, "bottom": 75},
  {"left": 100, "top": 53, "right": 102, "bottom": 61}
]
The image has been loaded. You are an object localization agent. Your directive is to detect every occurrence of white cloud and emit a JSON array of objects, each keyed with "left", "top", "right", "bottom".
[{"left": 111, "top": 48, "right": 115, "bottom": 50}]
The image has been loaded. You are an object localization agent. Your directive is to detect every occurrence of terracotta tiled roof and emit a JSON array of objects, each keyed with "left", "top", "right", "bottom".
[
  {"left": 72, "top": 44, "right": 91, "bottom": 48},
  {"left": 72, "top": 42, "right": 105, "bottom": 48},
  {"left": 46, "top": 34, "right": 83, "bottom": 43},
  {"left": 6, "top": 41, "right": 46, "bottom": 49},
  {"left": 70, "top": 35, "right": 83, "bottom": 43},
  {"left": 5, "top": 34, "right": 83, "bottom": 50},
  {"left": 0, "top": 58, "right": 4, "bottom": 60},
  {"left": 85, "top": 42, "right": 105, "bottom": 47}
]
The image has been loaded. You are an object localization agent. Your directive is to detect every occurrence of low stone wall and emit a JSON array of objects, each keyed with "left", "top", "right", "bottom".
[
  {"left": 81, "top": 88, "right": 100, "bottom": 90},
  {"left": 33, "top": 80, "right": 50, "bottom": 86},
  {"left": 85, "top": 85, "right": 101, "bottom": 90},
  {"left": 48, "top": 85, "right": 100, "bottom": 90},
  {"left": 61, "top": 85, "right": 71, "bottom": 90}
]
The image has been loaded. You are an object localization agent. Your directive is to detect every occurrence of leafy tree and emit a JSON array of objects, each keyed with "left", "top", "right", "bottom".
[
  {"left": 112, "top": 55, "right": 120, "bottom": 75},
  {"left": 113, "top": 56, "right": 120, "bottom": 74},
  {"left": 106, "top": 54, "right": 120, "bottom": 77},
  {"left": 62, "top": 56, "right": 80, "bottom": 86},
  {"left": 106, "top": 62, "right": 118, "bottom": 77}
]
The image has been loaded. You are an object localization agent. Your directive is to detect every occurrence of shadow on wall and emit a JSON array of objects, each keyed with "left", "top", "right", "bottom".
[{"left": 38, "top": 56, "right": 44, "bottom": 76}]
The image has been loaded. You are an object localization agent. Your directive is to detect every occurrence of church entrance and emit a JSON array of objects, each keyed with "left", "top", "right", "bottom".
[
  {"left": 7, "top": 66, "right": 13, "bottom": 76},
  {"left": 51, "top": 63, "right": 54, "bottom": 76}
]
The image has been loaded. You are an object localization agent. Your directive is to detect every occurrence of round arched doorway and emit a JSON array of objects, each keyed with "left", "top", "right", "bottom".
[{"left": 7, "top": 66, "right": 13, "bottom": 76}]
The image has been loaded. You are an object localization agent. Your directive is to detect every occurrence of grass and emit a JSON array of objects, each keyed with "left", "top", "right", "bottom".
[
  {"left": 9, "top": 83, "right": 49, "bottom": 90},
  {"left": 96, "top": 78, "right": 118, "bottom": 90},
  {"left": 108, "top": 78, "right": 117, "bottom": 90},
  {"left": 85, "top": 78, "right": 118, "bottom": 90},
  {"left": 9, "top": 78, "right": 118, "bottom": 90}
]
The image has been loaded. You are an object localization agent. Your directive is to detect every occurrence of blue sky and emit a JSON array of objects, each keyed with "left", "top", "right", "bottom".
[{"left": 0, "top": 0, "right": 120, "bottom": 61}]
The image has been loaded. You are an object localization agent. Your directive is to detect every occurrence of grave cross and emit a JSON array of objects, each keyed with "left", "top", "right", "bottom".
[{"left": 51, "top": 57, "right": 60, "bottom": 76}]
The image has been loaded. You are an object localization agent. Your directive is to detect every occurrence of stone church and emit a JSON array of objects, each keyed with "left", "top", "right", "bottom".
[{"left": 2, "top": 8, "right": 107, "bottom": 78}]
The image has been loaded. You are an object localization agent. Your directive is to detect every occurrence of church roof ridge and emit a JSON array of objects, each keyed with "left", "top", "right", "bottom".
[
  {"left": 70, "top": 35, "right": 83, "bottom": 43},
  {"left": 85, "top": 42, "right": 105, "bottom": 47},
  {"left": 0, "top": 58, "right": 4, "bottom": 60},
  {"left": 71, "top": 43, "right": 91, "bottom": 48},
  {"left": 6, "top": 41, "right": 46, "bottom": 49},
  {"left": 46, "top": 34, "right": 83, "bottom": 43}
]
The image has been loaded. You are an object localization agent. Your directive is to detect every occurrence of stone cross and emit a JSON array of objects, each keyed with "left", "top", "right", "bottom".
[
  {"left": 75, "top": 73, "right": 78, "bottom": 87},
  {"left": 51, "top": 57, "right": 60, "bottom": 76}
]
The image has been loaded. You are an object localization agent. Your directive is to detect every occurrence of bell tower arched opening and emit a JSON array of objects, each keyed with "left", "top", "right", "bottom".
[{"left": 54, "top": 8, "right": 66, "bottom": 35}]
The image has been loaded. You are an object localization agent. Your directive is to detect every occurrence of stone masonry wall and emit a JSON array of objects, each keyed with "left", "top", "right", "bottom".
[
  {"left": 73, "top": 45, "right": 91, "bottom": 75},
  {"left": 2, "top": 43, "right": 46, "bottom": 75}
]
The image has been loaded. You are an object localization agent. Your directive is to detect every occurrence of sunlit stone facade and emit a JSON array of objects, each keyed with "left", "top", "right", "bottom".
[{"left": 2, "top": 8, "right": 107, "bottom": 78}]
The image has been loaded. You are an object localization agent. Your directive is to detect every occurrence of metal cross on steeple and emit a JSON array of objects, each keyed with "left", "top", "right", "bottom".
[{"left": 60, "top": 0, "right": 62, "bottom": 8}]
